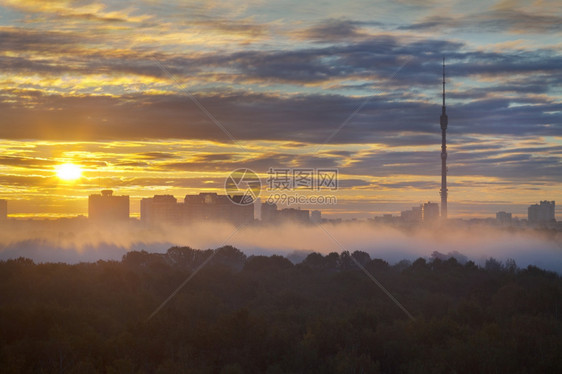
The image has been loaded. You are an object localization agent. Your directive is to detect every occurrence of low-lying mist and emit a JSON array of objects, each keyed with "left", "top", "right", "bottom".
[{"left": 0, "top": 221, "right": 561, "bottom": 272}]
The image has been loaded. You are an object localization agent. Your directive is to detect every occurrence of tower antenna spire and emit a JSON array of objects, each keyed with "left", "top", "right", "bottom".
[
  {"left": 440, "top": 57, "right": 448, "bottom": 220},
  {"left": 442, "top": 57, "right": 446, "bottom": 107}
]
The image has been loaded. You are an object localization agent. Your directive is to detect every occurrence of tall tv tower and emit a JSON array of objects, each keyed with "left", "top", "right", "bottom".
[{"left": 440, "top": 58, "right": 448, "bottom": 219}]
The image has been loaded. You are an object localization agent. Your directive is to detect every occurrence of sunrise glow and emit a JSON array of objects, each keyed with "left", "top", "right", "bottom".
[
  {"left": 55, "top": 163, "right": 83, "bottom": 181},
  {"left": 0, "top": 0, "right": 559, "bottom": 220}
]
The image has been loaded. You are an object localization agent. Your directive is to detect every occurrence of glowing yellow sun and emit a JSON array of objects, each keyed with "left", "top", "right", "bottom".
[{"left": 55, "top": 163, "right": 82, "bottom": 181}]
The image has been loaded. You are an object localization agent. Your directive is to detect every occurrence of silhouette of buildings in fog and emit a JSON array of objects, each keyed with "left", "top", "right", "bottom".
[
  {"left": 375, "top": 200, "right": 558, "bottom": 230},
  {"left": 2, "top": 191, "right": 557, "bottom": 231},
  {"left": 0, "top": 199, "right": 7, "bottom": 221},
  {"left": 396, "top": 201, "right": 439, "bottom": 224},
  {"left": 184, "top": 193, "right": 253, "bottom": 224},
  {"left": 423, "top": 202, "right": 439, "bottom": 223},
  {"left": 492, "top": 201, "right": 557, "bottom": 228},
  {"left": 85, "top": 190, "right": 321, "bottom": 226},
  {"left": 528, "top": 201, "right": 556, "bottom": 226},
  {"left": 400, "top": 205, "right": 422, "bottom": 223},
  {"left": 139, "top": 195, "right": 324, "bottom": 226},
  {"left": 88, "top": 190, "right": 129, "bottom": 222},
  {"left": 311, "top": 210, "right": 322, "bottom": 224},
  {"left": 140, "top": 195, "right": 179, "bottom": 226},
  {"left": 496, "top": 211, "right": 512, "bottom": 225},
  {"left": 261, "top": 202, "right": 310, "bottom": 224},
  {"left": 141, "top": 192, "right": 254, "bottom": 226}
]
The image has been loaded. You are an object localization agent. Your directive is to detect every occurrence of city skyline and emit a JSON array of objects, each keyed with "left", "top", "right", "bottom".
[
  {"left": 2, "top": 3, "right": 561, "bottom": 371},
  {"left": 2, "top": 191, "right": 555, "bottom": 227},
  {"left": 0, "top": 0, "right": 561, "bottom": 219}
]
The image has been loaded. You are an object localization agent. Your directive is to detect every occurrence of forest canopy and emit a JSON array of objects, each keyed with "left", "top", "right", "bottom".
[{"left": 1, "top": 246, "right": 561, "bottom": 373}]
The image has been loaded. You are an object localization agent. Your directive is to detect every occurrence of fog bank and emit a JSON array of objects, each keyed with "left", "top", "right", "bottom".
[{"left": 0, "top": 221, "right": 560, "bottom": 272}]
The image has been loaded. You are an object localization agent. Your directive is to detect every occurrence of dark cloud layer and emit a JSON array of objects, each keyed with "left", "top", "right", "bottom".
[
  {"left": 1, "top": 89, "right": 560, "bottom": 146},
  {"left": 1, "top": 23, "right": 560, "bottom": 150},
  {"left": 2, "top": 26, "right": 561, "bottom": 87}
]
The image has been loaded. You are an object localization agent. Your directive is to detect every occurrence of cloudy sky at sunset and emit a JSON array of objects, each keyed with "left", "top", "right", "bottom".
[{"left": 0, "top": 0, "right": 560, "bottom": 219}]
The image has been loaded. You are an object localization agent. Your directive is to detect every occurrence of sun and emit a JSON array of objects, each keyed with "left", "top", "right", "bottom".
[{"left": 55, "top": 163, "right": 83, "bottom": 181}]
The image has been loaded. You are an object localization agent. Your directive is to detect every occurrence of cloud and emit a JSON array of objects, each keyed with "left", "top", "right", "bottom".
[
  {"left": 0, "top": 156, "right": 56, "bottom": 169},
  {"left": 452, "top": 99, "right": 562, "bottom": 137},
  {"left": 0, "top": 26, "right": 89, "bottom": 53},
  {"left": 1, "top": 0, "right": 151, "bottom": 24},
  {"left": 0, "top": 87, "right": 560, "bottom": 155},
  {"left": 138, "top": 152, "right": 178, "bottom": 160},
  {"left": 189, "top": 18, "right": 268, "bottom": 37},
  {"left": 192, "top": 153, "right": 238, "bottom": 162},
  {"left": 0, "top": 174, "right": 50, "bottom": 187},
  {"left": 2, "top": 25, "right": 560, "bottom": 93},
  {"left": 376, "top": 181, "right": 439, "bottom": 190},
  {"left": 162, "top": 152, "right": 341, "bottom": 172},
  {"left": 402, "top": 9, "right": 562, "bottom": 34},
  {"left": 337, "top": 178, "right": 372, "bottom": 188},
  {"left": 342, "top": 143, "right": 562, "bottom": 183},
  {"left": 293, "top": 19, "right": 373, "bottom": 42},
  {"left": 109, "top": 177, "right": 226, "bottom": 189}
]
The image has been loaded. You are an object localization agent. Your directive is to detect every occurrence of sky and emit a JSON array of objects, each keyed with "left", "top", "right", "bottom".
[{"left": 0, "top": 0, "right": 561, "bottom": 219}]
